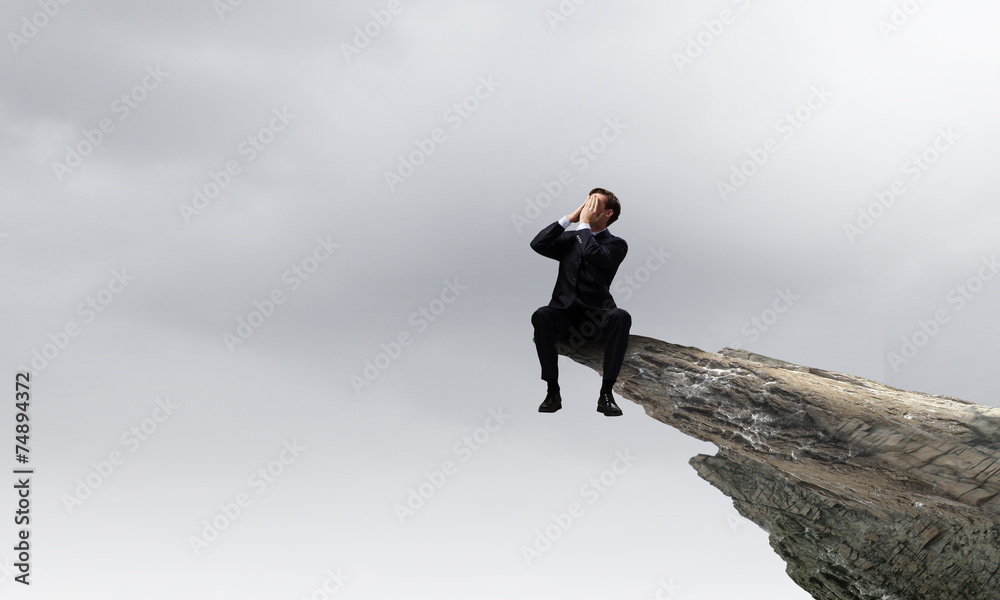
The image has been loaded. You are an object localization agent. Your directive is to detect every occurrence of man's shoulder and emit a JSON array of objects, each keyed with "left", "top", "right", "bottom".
[
  {"left": 601, "top": 229, "right": 627, "bottom": 245},
  {"left": 599, "top": 230, "right": 628, "bottom": 259}
]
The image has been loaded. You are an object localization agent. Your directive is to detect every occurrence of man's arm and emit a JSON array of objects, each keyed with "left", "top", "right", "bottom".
[
  {"left": 577, "top": 230, "right": 628, "bottom": 270},
  {"left": 529, "top": 219, "right": 570, "bottom": 260},
  {"left": 529, "top": 199, "right": 588, "bottom": 259}
]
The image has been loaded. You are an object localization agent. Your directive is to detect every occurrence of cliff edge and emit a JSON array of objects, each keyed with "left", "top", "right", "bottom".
[{"left": 557, "top": 335, "right": 1000, "bottom": 600}]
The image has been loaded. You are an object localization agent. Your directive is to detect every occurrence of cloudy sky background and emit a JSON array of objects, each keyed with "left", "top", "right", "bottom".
[{"left": 3, "top": 0, "right": 1000, "bottom": 597}]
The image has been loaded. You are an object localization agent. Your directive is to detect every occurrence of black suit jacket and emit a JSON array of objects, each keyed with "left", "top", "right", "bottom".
[{"left": 530, "top": 221, "right": 628, "bottom": 310}]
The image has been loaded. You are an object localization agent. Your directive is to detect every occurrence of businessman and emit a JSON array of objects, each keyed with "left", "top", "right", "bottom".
[{"left": 530, "top": 188, "right": 631, "bottom": 417}]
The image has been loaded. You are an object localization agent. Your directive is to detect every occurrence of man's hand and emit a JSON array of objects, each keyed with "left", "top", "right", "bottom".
[
  {"left": 568, "top": 194, "right": 602, "bottom": 223},
  {"left": 579, "top": 194, "right": 601, "bottom": 225},
  {"left": 567, "top": 199, "right": 586, "bottom": 224}
]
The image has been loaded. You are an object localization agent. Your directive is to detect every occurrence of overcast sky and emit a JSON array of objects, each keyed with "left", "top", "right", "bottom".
[{"left": 3, "top": 0, "right": 1000, "bottom": 598}]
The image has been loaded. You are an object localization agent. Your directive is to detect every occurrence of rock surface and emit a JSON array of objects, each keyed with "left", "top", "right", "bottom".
[{"left": 556, "top": 334, "right": 1000, "bottom": 600}]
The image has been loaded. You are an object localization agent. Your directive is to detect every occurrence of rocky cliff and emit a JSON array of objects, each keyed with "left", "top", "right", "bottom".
[{"left": 556, "top": 335, "right": 1000, "bottom": 600}]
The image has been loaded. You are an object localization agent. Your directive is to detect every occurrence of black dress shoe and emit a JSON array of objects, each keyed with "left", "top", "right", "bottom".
[
  {"left": 538, "top": 390, "right": 562, "bottom": 413},
  {"left": 598, "top": 392, "right": 622, "bottom": 417}
]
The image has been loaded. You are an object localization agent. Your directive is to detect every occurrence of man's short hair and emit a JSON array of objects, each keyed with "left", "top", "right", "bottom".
[{"left": 590, "top": 187, "right": 621, "bottom": 226}]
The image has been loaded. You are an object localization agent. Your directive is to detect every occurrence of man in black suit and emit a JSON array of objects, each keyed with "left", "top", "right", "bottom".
[{"left": 530, "top": 188, "right": 631, "bottom": 417}]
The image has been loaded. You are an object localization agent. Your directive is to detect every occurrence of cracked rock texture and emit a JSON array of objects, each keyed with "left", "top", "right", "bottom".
[{"left": 557, "top": 335, "right": 1000, "bottom": 600}]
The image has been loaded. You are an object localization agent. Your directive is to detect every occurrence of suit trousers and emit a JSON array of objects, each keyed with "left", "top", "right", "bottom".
[{"left": 531, "top": 304, "right": 631, "bottom": 385}]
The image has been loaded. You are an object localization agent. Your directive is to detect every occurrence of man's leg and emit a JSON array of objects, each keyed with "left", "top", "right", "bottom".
[
  {"left": 596, "top": 308, "right": 631, "bottom": 416},
  {"left": 599, "top": 308, "right": 632, "bottom": 389},
  {"left": 532, "top": 306, "right": 572, "bottom": 412}
]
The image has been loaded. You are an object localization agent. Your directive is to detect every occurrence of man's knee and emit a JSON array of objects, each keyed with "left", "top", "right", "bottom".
[
  {"left": 607, "top": 308, "right": 631, "bottom": 324},
  {"left": 532, "top": 307, "right": 555, "bottom": 329}
]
